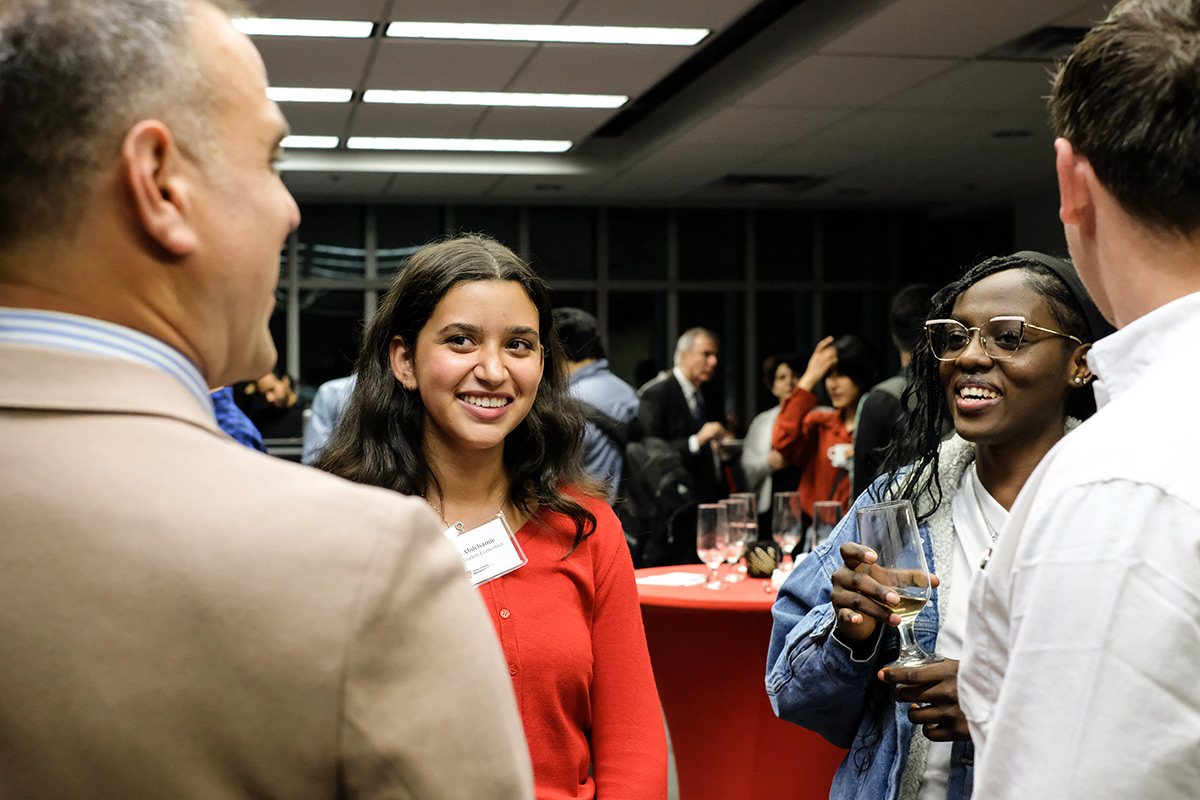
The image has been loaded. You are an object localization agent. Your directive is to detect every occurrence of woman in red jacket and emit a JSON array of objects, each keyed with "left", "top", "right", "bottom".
[{"left": 771, "top": 334, "right": 877, "bottom": 522}]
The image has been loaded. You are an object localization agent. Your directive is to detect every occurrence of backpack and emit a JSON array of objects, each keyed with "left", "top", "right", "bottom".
[{"left": 582, "top": 404, "right": 700, "bottom": 568}]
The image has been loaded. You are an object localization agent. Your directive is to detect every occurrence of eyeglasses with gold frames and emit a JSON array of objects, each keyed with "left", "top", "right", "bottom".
[{"left": 924, "top": 315, "right": 1083, "bottom": 362}]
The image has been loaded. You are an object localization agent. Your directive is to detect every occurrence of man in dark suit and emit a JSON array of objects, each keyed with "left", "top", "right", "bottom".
[{"left": 638, "top": 327, "right": 733, "bottom": 504}]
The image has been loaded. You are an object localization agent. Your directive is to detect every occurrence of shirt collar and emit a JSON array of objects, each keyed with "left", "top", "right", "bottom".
[
  {"left": 672, "top": 366, "right": 700, "bottom": 399},
  {"left": 0, "top": 307, "right": 215, "bottom": 421},
  {"left": 1087, "top": 291, "right": 1200, "bottom": 410}
]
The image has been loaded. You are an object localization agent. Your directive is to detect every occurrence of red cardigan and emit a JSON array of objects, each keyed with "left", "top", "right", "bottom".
[
  {"left": 770, "top": 386, "right": 853, "bottom": 518},
  {"left": 477, "top": 491, "right": 667, "bottom": 800}
]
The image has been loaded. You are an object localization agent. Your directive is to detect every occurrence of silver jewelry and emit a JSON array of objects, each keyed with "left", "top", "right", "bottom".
[{"left": 971, "top": 470, "right": 1001, "bottom": 543}]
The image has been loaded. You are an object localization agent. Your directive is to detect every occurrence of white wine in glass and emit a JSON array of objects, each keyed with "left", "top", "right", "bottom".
[{"left": 855, "top": 499, "right": 943, "bottom": 668}]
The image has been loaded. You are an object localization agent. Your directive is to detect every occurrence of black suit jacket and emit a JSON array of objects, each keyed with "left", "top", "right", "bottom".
[{"left": 637, "top": 373, "right": 723, "bottom": 503}]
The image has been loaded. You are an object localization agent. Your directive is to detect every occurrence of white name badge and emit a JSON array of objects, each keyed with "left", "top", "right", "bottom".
[{"left": 443, "top": 512, "right": 527, "bottom": 587}]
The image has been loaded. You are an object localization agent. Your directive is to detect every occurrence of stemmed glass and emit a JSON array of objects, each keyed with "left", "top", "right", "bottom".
[
  {"left": 855, "top": 499, "right": 943, "bottom": 668},
  {"left": 696, "top": 503, "right": 730, "bottom": 590},
  {"left": 729, "top": 491, "right": 759, "bottom": 546},
  {"left": 772, "top": 491, "right": 804, "bottom": 570},
  {"left": 809, "top": 500, "right": 843, "bottom": 553},
  {"left": 719, "top": 497, "right": 751, "bottom": 582}
]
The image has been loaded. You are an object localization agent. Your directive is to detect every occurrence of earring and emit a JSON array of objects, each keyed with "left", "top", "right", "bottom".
[{"left": 1074, "top": 377, "right": 1082, "bottom": 385}]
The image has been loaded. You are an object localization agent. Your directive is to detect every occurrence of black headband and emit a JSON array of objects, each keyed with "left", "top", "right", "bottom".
[{"left": 1012, "top": 250, "right": 1115, "bottom": 343}]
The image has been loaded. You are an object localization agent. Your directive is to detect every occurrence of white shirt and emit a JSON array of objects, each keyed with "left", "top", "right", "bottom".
[
  {"left": 959, "top": 291, "right": 1200, "bottom": 798},
  {"left": 918, "top": 464, "right": 1001, "bottom": 800},
  {"left": 673, "top": 366, "right": 707, "bottom": 454}
]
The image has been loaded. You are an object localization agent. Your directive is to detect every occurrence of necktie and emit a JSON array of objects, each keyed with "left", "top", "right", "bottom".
[{"left": 691, "top": 390, "right": 706, "bottom": 423}]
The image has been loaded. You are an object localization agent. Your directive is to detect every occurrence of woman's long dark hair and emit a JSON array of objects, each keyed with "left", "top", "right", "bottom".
[
  {"left": 871, "top": 252, "right": 1099, "bottom": 521},
  {"left": 315, "top": 233, "right": 602, "bottom": 552}
]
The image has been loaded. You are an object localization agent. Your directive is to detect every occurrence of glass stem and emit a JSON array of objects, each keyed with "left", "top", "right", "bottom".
[{"left": 896, "top": 620, "right": 921, "bottom": 657}]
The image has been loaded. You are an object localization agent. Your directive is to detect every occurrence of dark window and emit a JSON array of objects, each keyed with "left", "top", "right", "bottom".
[
  {"left": 376, "top": 205, "right": 444, "bottom": 278},
  {"left": 608, "top": 208, "right": 668, "bottom": 280},
  {"left": 678, "top": 209, "right": 744, "bottom": 281},
  {"left": 608, "top": 291, "right": 667, "bottom": 388},
  {"left": 453, "top": 206, "right": 520, "bottom": 253},
  {"left": 297, "top": 204, "right": 365, "bottom": 280},
  {"left": 756, "top": 209, "right": 815, "bottom": 280},
  {"left": 299, "top": 290, "right": 364, "bottom": 388},
  {"left": 822, "top": 211, "right": 889, "bottom": 282},
  {"left": 529, "top": 207, "right": 595, "bottom": 280}
]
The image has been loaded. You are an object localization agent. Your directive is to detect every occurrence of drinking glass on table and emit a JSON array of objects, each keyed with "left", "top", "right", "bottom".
[
  {"left": 855, "top": 499, "right": 943, "bottom": 668},
  {"left": 729, "top": 491, "right": 759, "bottom": 546},
  {"left": 772, "top": 491, "right": 804, "bottom": 569},
  {"left": 719, "top": 497, "right": 751, "bottom": 582},
  {"left": 809, "top": 500, "right": 843, "bottom": 553},
  {"left": 696, "top": 503, "right": 730, "bottom": 590}
]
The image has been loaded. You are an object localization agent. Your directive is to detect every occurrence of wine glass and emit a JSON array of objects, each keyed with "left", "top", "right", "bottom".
[
  {"left": 809, "top": 500, "right": 843, "bottom": 553},
  {"left": 719, "top": 497, "right": 750, "bottom": 582},
  {"left": 696, "top": 503, "right": 730, "bottom": 590},
  {"left": 771, "top": 492, "right": 804, "bottom": 570},
  {"left": 729, "top": 491, "right": 759, "bottom": 549},
  {"left": 855, "top": 499, "right": 943, "bottom": 668}
]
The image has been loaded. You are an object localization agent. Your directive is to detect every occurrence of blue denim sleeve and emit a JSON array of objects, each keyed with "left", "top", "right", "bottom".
[{"left": 765, "top": 484, "right": 895, "bottom": 749}]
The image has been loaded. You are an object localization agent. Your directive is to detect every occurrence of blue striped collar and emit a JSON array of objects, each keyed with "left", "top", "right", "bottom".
[{"left": 0, "top": 307, "right": 215, "bottom": 420}]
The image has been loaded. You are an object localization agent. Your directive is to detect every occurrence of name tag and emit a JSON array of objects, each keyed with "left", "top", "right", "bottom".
[{"left": 444, "top": 513, "right": 527, "bottom": 587}]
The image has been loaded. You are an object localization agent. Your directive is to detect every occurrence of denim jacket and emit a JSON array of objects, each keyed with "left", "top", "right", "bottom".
[{"left": 765, "top": 443, "right": 977, "bottom": 800}]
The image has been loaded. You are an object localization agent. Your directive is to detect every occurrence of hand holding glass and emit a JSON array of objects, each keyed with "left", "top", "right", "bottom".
[
  {"left": 696, "top": 504, "right": 730, "bottom": 590},
  {"left": 855, "top": 500, "right": 943, "bottom": 668}
]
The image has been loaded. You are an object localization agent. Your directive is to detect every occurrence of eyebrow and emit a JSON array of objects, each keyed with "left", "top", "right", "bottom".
[{"left": 435, "top": 323, "right": 540, "bottom": 338}]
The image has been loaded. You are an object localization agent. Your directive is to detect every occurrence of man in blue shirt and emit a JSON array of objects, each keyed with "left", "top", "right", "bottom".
[{"left": 553, "top": 308, "right": 638, "bottom": 502}]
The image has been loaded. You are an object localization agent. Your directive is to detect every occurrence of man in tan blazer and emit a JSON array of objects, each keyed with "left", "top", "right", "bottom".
[{"left": 0, "top": 1, "right": 534, "bottom": 798}]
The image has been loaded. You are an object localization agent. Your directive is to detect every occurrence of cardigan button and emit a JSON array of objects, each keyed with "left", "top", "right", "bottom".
[
  {"left": 499, "top": 608, "right": 511, "bottom": 619},
  {"left": 508, "top": 664, "right": 518, "bottom": 676}
]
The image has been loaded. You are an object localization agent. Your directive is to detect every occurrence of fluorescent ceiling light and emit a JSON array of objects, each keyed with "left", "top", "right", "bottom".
[
  {"left": 233, "top": 18, "right": 373, "bottom": 38},
  {"left": 268, "top": 88, "right": 354, "bottom": 103},
  {"left": 362, "top": 89, "right": 626, "bottom": 109},
  {"left": 282, "top": 135, "right": 340, "bottom": 149},
  {"left": 347, "top": 137, "right": 572, "bottom": 153},
  {"left": 385, "top": 21, "right": 708, "bottom": 46}
]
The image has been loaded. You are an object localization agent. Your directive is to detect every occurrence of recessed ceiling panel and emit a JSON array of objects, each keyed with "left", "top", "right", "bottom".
[
  {"left": 368, "top": 40, "right": 538, "bottom": 91},
  {"left": 385, "top": 173, "right": 507, "bottom": 199},
  {"left": 487, "top": 173, "right": 609, "bottom": 200},
  {"left": 739, "top": 55, "right": 958, "bottom": 109}
]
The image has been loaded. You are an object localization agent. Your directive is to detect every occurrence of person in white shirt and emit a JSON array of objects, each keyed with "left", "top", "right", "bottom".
[{"left": 958, "top": 2, "right": 1200, "bottom": 797}]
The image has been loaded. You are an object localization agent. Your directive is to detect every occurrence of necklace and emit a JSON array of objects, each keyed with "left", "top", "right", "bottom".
[
  {"left": 424, "top": 498, "right": 464, "bottom": 532},
  {"left": 970, "top": 467, "right": 1001, "bottom": 542}
]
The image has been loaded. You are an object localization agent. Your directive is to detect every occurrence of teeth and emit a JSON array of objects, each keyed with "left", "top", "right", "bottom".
[
  {"left": 462, "top": 395, "right": 509, "bottom": 408},
  {"left": 959, "top": 386, "right": 999, "bottom": 400}
]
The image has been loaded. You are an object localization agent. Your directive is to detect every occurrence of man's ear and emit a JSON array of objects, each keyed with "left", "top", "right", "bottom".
[
  {"left": 122, "top": 120, "right": 199, "bottom": 257},
  {"left": 1055, "top": 137, "right": 1095, "bottom": 234},
  {"left": 389, "top": 336, "right": 416, "bottom": 389}
]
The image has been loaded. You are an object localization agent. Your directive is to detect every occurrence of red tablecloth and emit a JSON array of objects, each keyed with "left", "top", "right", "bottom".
[{"left": 636, "top": 565, "right": 845, "bottom": 800}]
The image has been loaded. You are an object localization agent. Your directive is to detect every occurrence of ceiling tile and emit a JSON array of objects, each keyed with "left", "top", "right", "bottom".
[
  {"left": 368, "top": 40, "right": 538, "bottom": 91},
  {"left": 508, "top": 44, "right": 693, "bottom": 96},
  {"left": 277, "top": 103, "right": 354, "bottom": 136},
  {"left": 739, "top": 55, "right": 959, "bottom": 109},
  {"left": 486, "top": 174, "right": 609, "bottom": 200},
  {"left": 283, "top": 171, "right": 393, "bottom": 200},
  {"left": 386, "top": 173, "right": 507, "bottom": 199},
  {"left": 820, "top": 0, "right": 1102, "bottom": 58},
  {"left": 671, "top": 106, "right": 849, "bottom": 147},
  {"left": 563, "top": 0, "right": 760, "bottom": 29},
  {"left": 472, "top": 107, "right": 616, "bottom": 140},
  {"left": 596, "top": 143, "right": 762, "bottom": 198},
  {"left": 255, "top": 38, "right": 373, "bottom": 87},
  {"left": 250, "top": 0, "right": 387, "bottom": 22},
  {"left": 883, "top": 61, "right": 1057, "bottom": 112},
  {"left": 348, "top": 104, "right": 488, "bottom": 138},
  {"left": 387, "top": 0, "right": 575, "bottom": 24}
]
